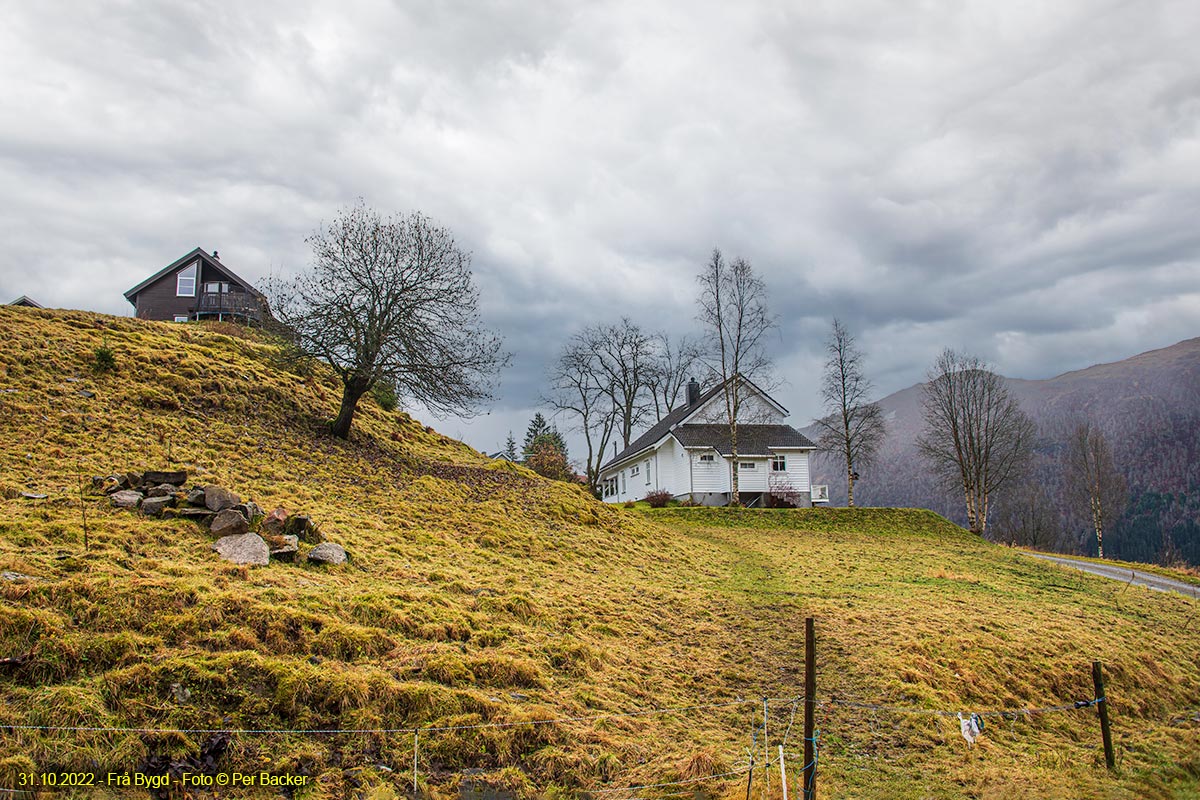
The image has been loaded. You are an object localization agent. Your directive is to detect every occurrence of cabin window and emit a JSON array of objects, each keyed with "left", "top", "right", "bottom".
[
  {"left": 176, "top": 263, "right": 198, "bottom": 297},
  {"left": 699, "top": 453, "right": 715, "bottom": 462},
  {"left": 739, "top": 462, "right": 756, "bottom": 470},
  {"left": 173, "top": 315, "right": 188, "bottom": 323},
  {"left": 644, "top": 460, "right": 651, "bottom": 484},
  {"left": 203, "top": 281, "right": 230, "bottom": 294},
  {"left": 771, "top": 455, "right": 787, "bottom": 471}
]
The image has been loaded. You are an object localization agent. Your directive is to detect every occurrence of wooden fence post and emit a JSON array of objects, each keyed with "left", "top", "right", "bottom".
[
  {"left": 1092, "top": 661, "right": 1115, "bottom": 770},
  {"left": 778, "top": 744, "right": 788, "bottom": 800},
  {"left": 803, "top": 617, "right": 817, "bottom": 800}
]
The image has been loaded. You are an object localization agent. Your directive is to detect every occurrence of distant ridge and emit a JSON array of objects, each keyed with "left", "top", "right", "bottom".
[{"left": 805, "top": 336, "right": 1200, "bottom": 564}]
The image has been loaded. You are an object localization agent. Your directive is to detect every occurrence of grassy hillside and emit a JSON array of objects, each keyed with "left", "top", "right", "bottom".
[{"left": 1, "top": 307, "right": 1198, "bottom": 799}]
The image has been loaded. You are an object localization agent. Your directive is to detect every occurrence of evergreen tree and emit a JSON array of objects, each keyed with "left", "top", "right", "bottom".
[
  {"left": 503, "top": 431, "right": 517, "bottom": 461},
  {"left": 523, "top": 413, "right": 550, "bottom": 455}
]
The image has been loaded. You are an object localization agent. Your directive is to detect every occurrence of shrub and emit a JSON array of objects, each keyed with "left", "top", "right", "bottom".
[
  {"left": 371, "top": 381, "right": 398, "bottom": 411},
  {"left": 92, "top": 342, "right": 117, "bottom": 374},
  {"left": 643, "top": 490, "right": 672, "bottom": 508},
  {"left": 622, "top": 501, "right": 635, "bottom": 509}
]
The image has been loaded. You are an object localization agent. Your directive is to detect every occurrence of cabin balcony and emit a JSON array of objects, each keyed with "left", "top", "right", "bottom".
[{"left": 195, "top": 291, "right": 263, "bottom": 322}]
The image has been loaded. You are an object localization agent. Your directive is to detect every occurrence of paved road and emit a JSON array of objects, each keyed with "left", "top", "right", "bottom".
[{"left": 1023, "top": 552, "right": 1199, "bottom": 599}]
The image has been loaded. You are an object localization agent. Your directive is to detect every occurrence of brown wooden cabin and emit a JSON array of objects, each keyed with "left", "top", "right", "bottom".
[{"left": 124, "top": 248, "right": 267, "bottom": 324}]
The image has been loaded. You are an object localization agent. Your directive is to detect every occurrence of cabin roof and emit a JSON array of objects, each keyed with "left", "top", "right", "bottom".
[{"left": 123, "top": 247, "right": 265, "bottom": 305}]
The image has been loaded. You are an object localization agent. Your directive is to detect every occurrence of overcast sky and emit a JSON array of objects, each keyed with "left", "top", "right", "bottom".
[{"left": 3, "top": 1, "right": 1198, "bottom": 456}]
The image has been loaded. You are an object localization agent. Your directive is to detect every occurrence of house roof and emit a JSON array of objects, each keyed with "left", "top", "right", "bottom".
[
  {"left": 123, "top": 247, "right": 266, "bottom": 305},
  {"left": 671, "top": 424, "right": 817, "bottom": 455},
  {"left": 599, "top": 374, "right": 792, "bottom": 471},
  {"left": 8, "top": 296, "right": 43, "bottom": 308}
]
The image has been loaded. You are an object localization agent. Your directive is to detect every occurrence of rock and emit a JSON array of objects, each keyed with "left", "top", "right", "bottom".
[
  {"left": 284, "top": 514, "right": 323, "bottom": 544},
  {"left": 125, "top": 472, "right": 143, "bottom": 489},
  {"left": 91, "top": 476, "right": 106, "bottom": 489},
  {"left": 261, "top": 507, "right": 288, "bottom": 535},
  {"left": 140, "top": 495, "right": 175, "bottom": 517},
  {"left": 211, "top": 533, "right": 269, "bottom": 566},
  {"left": 147, "top": 483, "right": 178, "bottom": 498},
  {"left": 19, "top": 492, "right": 48, "bottom": 500},
  {"left": 210, "top": 508, "right": 250, "bottom": 537},
  {"left": 186, "top": 487, "right": 207, "bottom": 506},
  {"left": 143, "top": 470, "right": 187, "bottom": 486},
  {"left": 110, "top": 489, "right": 143, "bottom": 509},
  {"left": 1, "top": 571, "right": 40, "bottom": 582},
  {"left": 232, "top": 501, "right": 263, "bottom": 522},
  {"left": 267, "top": 534, "right": 300, "bottom": 562},
  {"left": 75, "top": 390, "right": 95, "bottom": 399},
  {"left": 307, "top": 542, "right": 347, "bottom": 565},
  {"left": 203, "top": 485, "right": 240, "bottom": 512},
  {"left": 164, "top": 507, "right": 216, "bottom": 524}
]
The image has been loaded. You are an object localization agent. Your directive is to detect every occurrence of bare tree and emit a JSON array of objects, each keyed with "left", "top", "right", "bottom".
[
  {"left": 916, "top": 348, "right": 1035, "bottom": 536},
  {"left": 992, "top": 472, "right": 1064, "bottom": 550},
  {"left": 269, "top": 201, "right": 508, "bottom": 439},
  {"left": 696, "top": 248, "right": 775, "bottom": 505},
  {"left": 546, "top": 333, "right": 618, "bottom": 495},
  {"left": 812, "top": 319, "right": 886, "bottom": 506},
  {"left": 589, "top": 318, "right": 657, "bottom": 448},
  {"left": 646, "top": 332, "right": 703, "bottom": 421},
  {"left": 1064, "top": 419, "right": 1127, "bottom": 559}
]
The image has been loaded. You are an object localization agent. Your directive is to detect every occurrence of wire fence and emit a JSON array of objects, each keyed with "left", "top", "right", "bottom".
[{"left": 3, "top": 683, "right": 1197, "bottom": 796}]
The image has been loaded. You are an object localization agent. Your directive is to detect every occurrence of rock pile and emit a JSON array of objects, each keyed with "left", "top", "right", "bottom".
[{"left": 99, "top": 469, "right": 349, "bottom": 568}]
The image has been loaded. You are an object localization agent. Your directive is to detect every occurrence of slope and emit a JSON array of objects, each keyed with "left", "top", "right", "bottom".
[{"left": 0, "top": 307, "right": 1197, "bottom": 800}]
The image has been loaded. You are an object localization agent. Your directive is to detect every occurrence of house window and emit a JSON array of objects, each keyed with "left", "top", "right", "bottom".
[
  {"left": 771, "top": 455, "right": 787, "bottom": 471},
  {"left": 173, "top": 315, "right": 189, "bottom": 323},
  {"left": 621, "top": 471, "right": 626, "bottom": 493},
  {"left": 699, "top": 453, "right": 715, "bottom": 462},
  {"left": 739, "top": 462, "right": 756, "bottom": 470},
  {"left": 644, "top": 460, "right": 651, "bottom": 484},
  {"left": 630, "top": 465, "right": 640, "bottom": 477},
  {"left": 203, "top": 281, "right": 230, "bottom": 294},
  {"left": 176, "top": 262, "right": 198, "bottom": 297}
]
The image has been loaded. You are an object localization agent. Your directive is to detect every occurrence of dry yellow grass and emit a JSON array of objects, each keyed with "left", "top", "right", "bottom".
[{"left": 0, "top": 306, "right": 1197, "bottom": 799}]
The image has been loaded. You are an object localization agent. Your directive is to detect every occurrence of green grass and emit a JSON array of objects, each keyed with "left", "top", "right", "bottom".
[{"left": 0, "top": 307, "right": 1198, "bottom": 800}]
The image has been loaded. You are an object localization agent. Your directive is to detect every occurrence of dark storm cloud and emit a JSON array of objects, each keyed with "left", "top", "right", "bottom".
[{"left": 2, "top": 0, "right": 1198, "bottom": 453}]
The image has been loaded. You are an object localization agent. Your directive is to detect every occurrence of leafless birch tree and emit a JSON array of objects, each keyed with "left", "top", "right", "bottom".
[
  {"left": 590, "top": 318, "right": 657, "bottom": 448},
  {"left": 812, "top": 319, "right": 886, "bottom": 506},
  {"left": 696, "top": 248, "right": 775, "bottom": 505},
  {"left": 1064, "top": 419, "right": 1127, "bottom": 559},
  {"left": 916, "top": 348, "right": 1035, "bottom": 536},
  {"left": 647, "top": 332, "right": 703, "bottom": 420},
  {"left": 545, "top": 334, "right": 618, "bottom": 494},
  {"left": 269, "top": 201, "right": 508, "bottom": 439}
]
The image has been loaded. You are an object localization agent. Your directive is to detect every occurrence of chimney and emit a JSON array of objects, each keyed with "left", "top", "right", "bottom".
[
  {"left": 687, "top": 377, "right": 701, "bottom": 406},
  {"left": 212, "top": 250, "right": 220, "bottom": 259}
]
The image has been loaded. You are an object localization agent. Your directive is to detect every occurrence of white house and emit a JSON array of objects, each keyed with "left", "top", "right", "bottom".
[{"left": 598, "top": 375, "right": 821, "bottom": 507}]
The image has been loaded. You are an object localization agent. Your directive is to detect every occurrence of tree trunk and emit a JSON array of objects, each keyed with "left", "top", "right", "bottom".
[
  {"left": 331, "top": 376, "right": 372, "bottom": 439},
  {"left": 847, "top": 465, "right": 856, "bottom": 507},
  {"left": 730, "top": 425, "right": 740, "bottom": 506}
]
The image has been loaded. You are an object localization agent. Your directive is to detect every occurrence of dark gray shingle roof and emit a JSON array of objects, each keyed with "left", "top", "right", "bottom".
[
  {"left": 670, "top": 424, "right": 817, "bottom": 455},
  {"left": 124, "top": 247, "right": 266, "bottom": 305},
  {"left": 599, "top": 380, "right": 730, "bottom": 470}
]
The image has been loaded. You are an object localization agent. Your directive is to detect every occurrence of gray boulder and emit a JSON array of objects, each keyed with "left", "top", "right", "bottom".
[
  {"left": 203, "top": 485, "right": 240, "bottom": 512},
  {"left": 210, "top": 508, "right": 250, "bottom": 537},
  {"left": 143, "top": 470, "right": 187, "bottom": 486},
  {"left": 146, "top": 483, "right": 178, "bottom": 498},
  {"left": 211, "top": 533, "right": 269, "bottom": 566},
  {"left": 110, "top": 489, "right": 143, "bottom": 509},
  {"left": 307, "top": 542, "right": 348, "bottom": 565},
  {"left": 232, "top": 501, "right": 263, "bottom": 522},
  {"left": 140, "top": 495, "right": 175, "bottom": 517},
  {"left": 186, "top": 487, "right": 207, "bottom": 506}
]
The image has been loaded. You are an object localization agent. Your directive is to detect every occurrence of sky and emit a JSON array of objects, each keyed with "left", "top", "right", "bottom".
[{"left": 2, "top": 0, "right": 1199, "bottom": 458}]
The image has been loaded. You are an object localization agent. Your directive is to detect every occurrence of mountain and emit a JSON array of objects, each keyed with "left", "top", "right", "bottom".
[{"left": 806, "top": 338, "right": 1200, "bottom": 564}]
